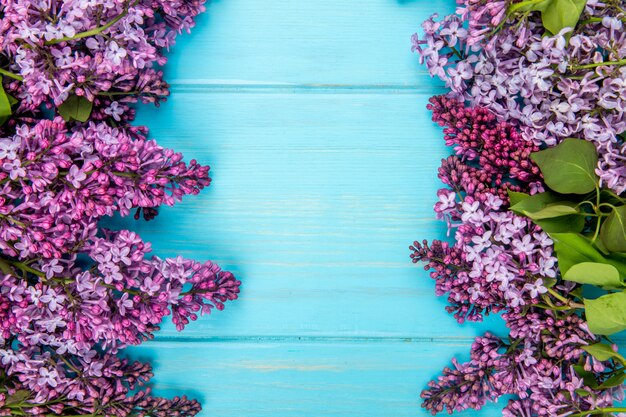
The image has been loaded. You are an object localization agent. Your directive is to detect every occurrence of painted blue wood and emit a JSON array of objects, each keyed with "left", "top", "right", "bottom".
[
  {"left": 121, "top": 91, "right": 506, "bottom": 340},
  {"left": 128, "top": 340, "right": 502, "bottom": 417},
  {"left": 161, "top": 0, "right": 455, "bottom": 86},
  {"left": 117, "top": 0, "right": 557, "bottom": 416}
]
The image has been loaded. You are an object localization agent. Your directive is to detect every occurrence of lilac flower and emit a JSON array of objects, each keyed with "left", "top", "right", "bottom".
[
  {"left": 439, "top": 20, "right": 467, "bottom": 47},
  {"left": 41, "top": 259, "right": 64, "bottom": 279},
  {"left": 412, "top": 3, "right": 626, "bottom": 193},
  {"left": 37, "top": 367, "right": 59, "bottom": 388},
  {"left": 66, "top": 164, "right": 87, "bottom": 188},
  {"left": 1, "top": 0, "right": 207, "bottom": 111},
  {"left": 524, "top": 279, "right": 548, "bottom": 299},
  {"left": 105, "top": 41, "right": 128, "bottom": 66},
  {"left": 411, "top": 95, "right": 625, "bottom": 415},
  {"left": 0, "top": 0, "right": 240, "bottom": 413}
]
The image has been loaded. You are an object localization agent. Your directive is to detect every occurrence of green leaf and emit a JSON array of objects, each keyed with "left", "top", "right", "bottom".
[
  {"left": 564, "top": 262, "right": 624, "bottom": 289},
  {"left": 509, "top": 192, "right": 585, "bottom": 232},
  {"left": 595, "top": 238, "right": 611, "bottom": 255},
  {"left": 550, "top": 233, "right": 606, "bottom": 274},
  {"left": 509, "top": 191, "right": 560, "bottom": 214},
  {"left": 0, "top": 76, "right": 13, "bottom": 126},
  {"left": 549, "top": 233, "right": 626, "bottom": 276},
  {"left": 573, "top": 364, "right": 598, "bottom": 388},
  {"left": 536, "top": 215, "right": 585, "bottom": 233},
  {"left": 584, "top": 291, "right": 626, "bottom": 335},
  {"left": 531, "top": 138, "right": 599, "bottom": 194},
  {"left": 6, "top": 390, "right": 30, "bottom": 405},
  {"left": 524, "top": 203, "right": 579, "bottom": 220},
  {"left": 582, "top": 342, "right": 626, "bottom": 364},
  {"left": 600, "top": 206, "right": 626, "bottom": 253},
  {"left": 599, "top": 372, "right": 626, "bottom": 389},
  {"left": 574, "top": 388, "right": 593, "bottom": 397},
  {"left": 541, "top": 0, "right": 588, "bottom": 35},
  {"left": 511, "top": 0, "right": 552, "bottom": 13},
  {"left": 0, "top": 259, "right": 12, "bottom": 275},
  {"left": 57, "top": 95, "right": 93, "bottom": 122},
  {"left": 507, "top": 190, "right": 529, "bottom": 207},
  {"left": 6, "top": 94, "right": 17, "bottom": 107}
]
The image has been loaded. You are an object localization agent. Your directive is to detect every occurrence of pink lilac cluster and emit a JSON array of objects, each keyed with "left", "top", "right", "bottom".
[
  {"left": 411, "top": 97, "right": 625, "bottom": 415},
  {"left": 0, "top": 0, "right": 206, "bottom": 113},
  {"left": 0, "top": 0, "right": 240, "bottom": 414},
  {"left": 412, "top": 0, "right": 626, "bottom": 193},
  {"left": 0, "top": 117, "right": 212, "bottom": 259}
]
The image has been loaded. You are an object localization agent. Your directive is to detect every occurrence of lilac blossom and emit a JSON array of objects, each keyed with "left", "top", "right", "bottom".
[
  {"left": 0, "top": 0, "right": 208, "bottom": 112},
  {"left": 412, "top": 1, "right": 626, "bottom": 193},
  {"left": 411, "top": 97, "right": 626, "bottom": 415},
  {"left": 0, "top": 116, "right": 241, "bottom": 409},
  {"left": 0, "top": 0, "right": 240, "bottom": 413}
]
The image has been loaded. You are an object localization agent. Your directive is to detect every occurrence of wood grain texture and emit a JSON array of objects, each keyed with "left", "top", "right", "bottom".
[
  {"left": 122, "top": 91, "right": 506, "bottom": 340},
  {"left": 161, "top": 0, "right": 454, "bottom": 86},
  {"left": 115, "top": 0, "right": 609, "bottom": 415},
  {"left": 128, "top": 340, "right": 502, "bottom": 417}
]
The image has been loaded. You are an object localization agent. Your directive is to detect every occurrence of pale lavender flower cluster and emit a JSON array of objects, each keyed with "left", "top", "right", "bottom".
[
  {"left": 411, "top": 97, "right": 625, "bottom": 415},
  {"left": 1, "top": 0, "right": 205, "bottom": 112},
  {"left": 412, "top": 1, "right": 626, "bottom": 193}
]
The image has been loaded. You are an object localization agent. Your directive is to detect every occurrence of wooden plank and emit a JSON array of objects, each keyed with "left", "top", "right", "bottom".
[
  {"left": 128, "top": 339, "right": 501, "bottom": 417},
  {"left": 109, "top": 2, "right": 626, "bottom": 416},
  {"left": 106, "top": 91, "right": 506, "bottom": 339},
  {"left": 162, "top": 0, "right": 454, "bottom": 86}
]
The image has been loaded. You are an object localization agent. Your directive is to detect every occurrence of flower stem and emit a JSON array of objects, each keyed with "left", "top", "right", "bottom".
[
  {"left": 98, "top": 90, "right": 140, "bottom": 97},
  {"left": 547, "top": 288, "right": 584, "bottom": 309},
  {"left": 570, "top": 59, "right": 626, "bottom": 71},
  {"left": 0, "top": 68, "right": 23, "bottom": 82},
  {"left": 45, "top": 0, "right": 140, "bottom": 45},
  {"left": 2, "top": 258, "right": 45, "bottom": 277},
  {"left": 568, "top": 408, "right": 626, "bottom": 417}
]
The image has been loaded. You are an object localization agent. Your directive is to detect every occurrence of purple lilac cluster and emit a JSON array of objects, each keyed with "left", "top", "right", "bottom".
[
  {"left": 1, "top": 0, "right": 205, "bottom": 111},
  {"left": 411, "top": 97, "right": 625, "bottom": 415},
  {"left": 412, "top": 95, "right": 549, "bottom": 322},
  {"left": 0, "top": 0, "right": 240, "bottom": 415},
  {"left": 411, "top": 0, "right": 626, "bottom": 193},
  {"left": 421, "top": 322, "right": 623, "bottom": 416}
]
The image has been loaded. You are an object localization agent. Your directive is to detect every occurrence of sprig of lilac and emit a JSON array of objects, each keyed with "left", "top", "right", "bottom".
[
  {"left": 412, "top": 96, "right": 626, "bottom": 416},
  {"left": 0, "top": 120, "right": 240, "bottom": 412},
  {"left": 0, "top": 117, "right": 212, "bottom": 259},
  {"left": 412, "top": 1, "right": 626, "bottom": 194},
  {"left": 1, "top": 0, "right": 208, "bottom": 117},
  {"left": 0, "top": 0, "right": 240, "bottom": 414}
]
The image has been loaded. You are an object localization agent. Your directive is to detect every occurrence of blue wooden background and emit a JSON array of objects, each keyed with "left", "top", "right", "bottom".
[{"left": 123, "top": 1, "right": 509, "bottom": 415}]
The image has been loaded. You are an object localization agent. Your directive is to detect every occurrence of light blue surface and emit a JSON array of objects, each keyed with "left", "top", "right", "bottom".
[{"left": 123, "top": 1, "right": 509, "bottom": 415}]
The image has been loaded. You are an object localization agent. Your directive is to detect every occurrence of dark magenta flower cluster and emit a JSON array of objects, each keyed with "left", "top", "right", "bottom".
[
  {"left": 0, "top": 0, "right": 240, "bottom": 415},
  {"left": 411, "top": 96, "right": 625, "bottom": 415}
]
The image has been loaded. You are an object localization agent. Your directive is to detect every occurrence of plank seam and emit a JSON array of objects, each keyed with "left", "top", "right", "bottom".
[
  {"left": 146, "top": 335, "right": 626, "bottom": 344},
  {"left": 145, "top": 335, "right": 500, "bottom": 344},
  {"left": 165, "top": 83, "right": 448, "bottom": 94}
]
